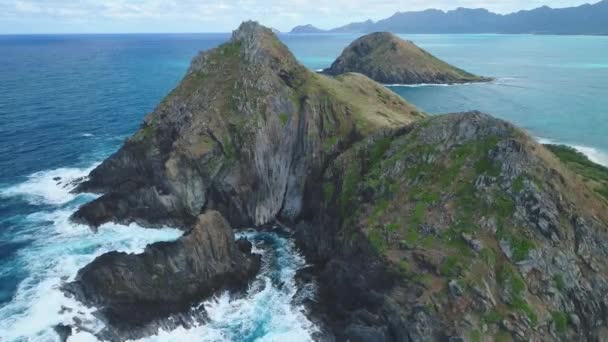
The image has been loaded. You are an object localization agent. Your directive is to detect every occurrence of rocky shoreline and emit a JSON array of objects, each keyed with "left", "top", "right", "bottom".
[
  {"left": 62, "top": 21, "right": 608, "bottom": 341},
  {"left": 323, "top": 32, "right": 492, "bottom": 85},
  {"left": 62, "top": 211, "right": 260, "bottom": 340}
]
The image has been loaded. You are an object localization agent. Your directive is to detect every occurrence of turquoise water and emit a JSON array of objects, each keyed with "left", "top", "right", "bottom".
[
  {"left": 0, "top": 33, "right": 607, "bottom": 341},
  {"left": 285, "top": 33, "right": 608, "bottom": 165}
]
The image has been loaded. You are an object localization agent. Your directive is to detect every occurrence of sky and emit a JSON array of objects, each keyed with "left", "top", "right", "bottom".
[{"left": 0, "top": 0, "right": 597, "bottom": 34}]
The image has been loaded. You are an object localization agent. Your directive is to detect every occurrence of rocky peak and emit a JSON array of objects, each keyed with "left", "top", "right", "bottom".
[
  {"left": 63, "top": 211, "right": 260, "bottom": 340},
  {"left": 231, "top": 20, "right": 271, "bottom": 44},
  {"left": 323, "top": 31, "right": 491, "bottom": 84},
  {"left": 72, "top": 21, "right": 421, "bottom": 230}
]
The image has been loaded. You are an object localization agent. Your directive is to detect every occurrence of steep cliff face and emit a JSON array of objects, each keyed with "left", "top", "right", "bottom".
[
  {"left": 72, "top": 22, "right": 422, "bottom": 230},
  {"left": 297, "top": 111, "right": 608, "bottom": 341},
  {"left": 63, "top": 211, "right": 260, "bottom": 340},
  {"left": 66, "top": 21, "right": 608, "bottom": 342},
  {"left": 323, "top": 32, "right": 491, "bottom": 85}
]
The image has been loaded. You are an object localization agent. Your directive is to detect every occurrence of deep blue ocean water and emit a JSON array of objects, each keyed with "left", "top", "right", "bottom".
[{"left": 0, "top": 32, "right": 607, "bottom": 341}]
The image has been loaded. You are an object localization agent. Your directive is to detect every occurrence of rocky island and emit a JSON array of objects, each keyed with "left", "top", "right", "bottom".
[
  {"left": 323, "top": 32, "right": 491, "bottom": 85},
  {"left": 64, "top": 21, "right": 608, "bottom": 342}
]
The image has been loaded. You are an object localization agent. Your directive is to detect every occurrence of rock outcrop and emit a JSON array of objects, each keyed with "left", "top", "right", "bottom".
[
  {"left": 290, "top": 24, "right": 326, "bottom": 34},
  {"left": 72, "top": 21, "right": 422, "bottom": 230},
  {"left": 63, "top": 211, "right": 260, "bottom": 340},
  {"left": 323, "top": 32, "right": 491, "bottom": 84},
  {"left": 296, "top": 111, "right": 608, "bottom": 341},
  {"left": 67, "top": 21, "right": 608, "bottom": 342}
]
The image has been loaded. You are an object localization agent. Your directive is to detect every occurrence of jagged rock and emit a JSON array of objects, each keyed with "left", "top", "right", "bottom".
[
  {"left": 71, "top": 22, "right": 421, "bottom": 230},
  {"left": 449, "top": 280, "right": 464, "bottom": 297},
  {"left": 299, "top": 111, "right": 608, "bottom": 341},
  {"left": 461, "top": 233, "right": 483, "bottom": 252},
  {"left": 323, "top": 32, "right": 491, "bottom": 84},
  {"left": 61, "top": 20, "right": 608, "bottom": 342},
  {"left": 63, "top": 211, "right": 260, "bottom": 340},
  {"left": 53, "top": 324, "right": 72, "bottom": 342}
]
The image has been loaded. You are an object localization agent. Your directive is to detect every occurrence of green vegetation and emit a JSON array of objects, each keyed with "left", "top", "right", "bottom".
[
  {"left": 339, "top": 163, "right": 361, "bottom": 217},
  {"left": 499, "top": 231, "right": 535, "bottom": 261},
  {"left": 323, "top": 182, "right": 335, "bottom": 202},
  {"left": 140, "top": 125, "right": 155, "bottom": 139},
  {"left": 546, "top": 144, "right": 608, "bottom": 201},
  {"left": 440, "top": 256, "right": 464, "bottom": 277},
  {"left": 492, "top": 193, "right": 516, "bottom": 219},
  {"left": 278, "top": 113, "right": 289, "bottom": 126},
  {"left": 483, "top": 309, "right": 503, "bottom": 324},
  {"left": 552, "top": 311, "right": 569, "bottom": 333},
  {"left": 369, "top": 229, "right": 387, "bottom": 253},
  {"left": 410, "top": 203, "right": 426, "bottom": 227},
  {"left": 480, "top": 248, "right": 497, "bottom": 266},
  {"left": 222, "top": 136, "right": 235, "bottom": 159},
  {"left": 475, "top": 156, "right": 502, "bottom": 177},
  {"left": 370, "top": 136, "right": 392, "bottom": 166},
  {"left": 513, "top": 175, "right": 525, "bottom": 192},
  {"left": 498, "top": 264, "right": 537, "bottom": 324},
  {"left": 470, "top": 330, "right": 482, "bottom": 342},
  {"left": 554, "top": 274, "right": 566, "bottom": 292},
  {"left": 323, "top": 136, "right": 338, "bottom": 151}
]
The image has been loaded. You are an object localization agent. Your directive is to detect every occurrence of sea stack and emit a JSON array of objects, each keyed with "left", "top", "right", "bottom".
[
  {"left": 71, "top": 21, "right": 422, "bottom": 231},
  {"left": 63, "top": 211, "right": 260, "bottom": 339},
  {"left": 65, "top": 21, "right": 608, "bottom": 342},
  {"left": 323, "top": 32, "right": 491, "bottom": 84}
]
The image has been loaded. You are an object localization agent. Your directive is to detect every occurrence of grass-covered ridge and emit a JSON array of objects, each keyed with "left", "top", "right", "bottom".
[
  {"left": 545, "top": 144, "right": 608, "bottom": 201},
  {"left": 324, "top": 32, "right": 491, "bottom": 85},
  {"left": 318, "top": 112, "right": 608, "bottom": 341}
]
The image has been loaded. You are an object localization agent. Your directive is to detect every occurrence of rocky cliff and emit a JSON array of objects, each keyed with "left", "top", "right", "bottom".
[
  {"left": 72, "top": 22, "right": 422, "bottom": 230},
  {"left": 67, "top": 21, "right": 608, "bottom": 342},
  {"left": 296, "top": 111, "right": 608, "bottom": 341},
  {"left": 323, "top": 32, "right": 491, "bottom": 84},
  {"left": 63, "top": 211, "right": 260, "bottom": 340}
]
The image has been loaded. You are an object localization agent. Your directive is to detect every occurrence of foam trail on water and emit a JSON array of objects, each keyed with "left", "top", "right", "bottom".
[
  {"left": 132, "top": 231, "right": 318, "bottom": 342},
  {"left": 0, "top": 163, "right": 99, "bottom": 205},
  {"left": 0, "top": 208, "right": 182, "bottom": 342},
  {"left": 1, "top": 165, "right": 317, "bottom": 342},
  {"left": 537, "top": 137, "right": 608, "bottom": 167},
  {"left": 0, "top": 166, "right": 182, "bottom": 342}
]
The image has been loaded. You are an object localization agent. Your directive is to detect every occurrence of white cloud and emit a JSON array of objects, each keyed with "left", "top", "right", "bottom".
[{"left": 0, "top": 0, "right": 596, "bottom": 33}]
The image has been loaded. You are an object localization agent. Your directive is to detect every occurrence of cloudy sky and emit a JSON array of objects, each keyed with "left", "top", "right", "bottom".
[{"left": 0, "top": 0, "right": 596, "bottom": 33}]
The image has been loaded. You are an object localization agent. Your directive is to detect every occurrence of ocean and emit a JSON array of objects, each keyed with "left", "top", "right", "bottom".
[{"left": 0, "top": 32, "right": 607, "bottom": 341}]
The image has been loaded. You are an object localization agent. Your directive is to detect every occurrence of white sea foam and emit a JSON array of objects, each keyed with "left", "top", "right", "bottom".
[
  {"left": 80, "top": 133, "right": 94, "bottom": 137},
  {"left": 537, "top": 137, "right": 608, "bottom": 167},
  {"left": 0, "top": 170, "right": 182, "bottom": 342},
  {"left": 130, "top": 231, "right": 317, "bottom": 342},
  {"left": 386, "top": 81, "right": 480, "bottom": 87},
  {"left": 1, "top": 165, "right": 317, "bottom": 342},
  {"left": 0, "top": 163, "right": 99, "bottom": 205}
]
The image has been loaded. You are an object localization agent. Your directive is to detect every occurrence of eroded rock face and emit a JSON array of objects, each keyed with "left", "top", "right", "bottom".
[
  {"left": 323, "top": 32, "right": 491, "bottom": 85},
  {"left": 72, "top": 22, "right": 421, "bottom": 230},
  {"left": 296, "top": 112, "right": 608, "bottom": 341},
  {"left": 63, "top": 211, "right": 260, "bottom": 339}
]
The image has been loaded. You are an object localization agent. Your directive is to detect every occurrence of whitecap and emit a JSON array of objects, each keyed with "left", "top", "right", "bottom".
[
  {"left": 0, "top": 206, "right": 182, "bottom": 342},
  {"left": 386, "top": 81, "right": 487, "bottom": 87},
  {"left": 80, "top": 133, "right": 94, "bottom": 138},
  {"left": 130, "top": 231, "right": 318, "bottom": 342},
  {"left": 536, "top": 137, "right": 608, "bottom": 167},
  {"left": 0, "top": 163, "right": 99, "bottom": 205}
]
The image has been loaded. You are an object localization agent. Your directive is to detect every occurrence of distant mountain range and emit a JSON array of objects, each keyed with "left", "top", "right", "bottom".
[{"left": 290, "top": 0, "right": 608, "bottom": 35}]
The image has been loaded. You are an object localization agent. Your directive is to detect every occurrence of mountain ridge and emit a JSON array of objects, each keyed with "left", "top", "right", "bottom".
[
  {"left": 322, "top": 32, "right": 491, "bottom": 84},
  {"left": 290, "top": 0, "right": 608, "bottom": 34},
  {"left": 63, "top": 21, "right": 608, "bottom": 342}
]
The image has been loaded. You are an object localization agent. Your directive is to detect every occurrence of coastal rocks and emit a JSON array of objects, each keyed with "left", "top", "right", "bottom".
[
  {"left": 71, "top": 21, "right": 421, "bottom": 230},
  {"left": 299, "top": 111, "right": 608, "bottom": 341},
  {"left": 323, "top": 32, "right": 491, "bottom": 84},
  {"left": 62, "top": 211, "right": 260, "bottom": 339}
]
